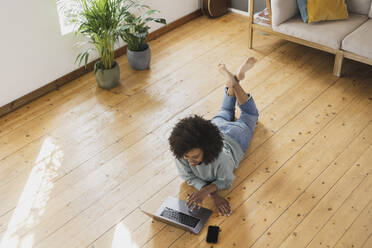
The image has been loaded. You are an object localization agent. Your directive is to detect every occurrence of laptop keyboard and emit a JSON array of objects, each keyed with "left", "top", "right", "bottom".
[{"left": 160, "top": 207, "right": 200, "bottom": 228}]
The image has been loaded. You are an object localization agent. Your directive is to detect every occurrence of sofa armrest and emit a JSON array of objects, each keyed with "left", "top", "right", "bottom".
[{"left": 271, "top": 0, "right": 299, "bottom": 26}]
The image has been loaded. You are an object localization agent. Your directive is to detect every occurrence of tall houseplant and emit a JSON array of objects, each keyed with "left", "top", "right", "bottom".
[
  {"left": 120, "top": 2, "right": 166, "bottom": 70},
  {"left": 58, "top": 0, "right": 133, "bottom": 89}
]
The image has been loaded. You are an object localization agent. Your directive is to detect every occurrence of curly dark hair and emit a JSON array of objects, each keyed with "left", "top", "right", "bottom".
[{"left": 168, "top": 115, "right": 223, "bottom": 164}]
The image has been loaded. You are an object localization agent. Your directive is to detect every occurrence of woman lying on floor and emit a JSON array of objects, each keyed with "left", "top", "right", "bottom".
[{"left": 168, "top": 57, "right": 259, "bottom": 216}]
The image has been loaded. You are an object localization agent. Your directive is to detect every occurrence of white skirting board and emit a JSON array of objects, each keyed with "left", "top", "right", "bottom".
[{"left": 229, "top": 8, "right": 250, "bottom": 16}]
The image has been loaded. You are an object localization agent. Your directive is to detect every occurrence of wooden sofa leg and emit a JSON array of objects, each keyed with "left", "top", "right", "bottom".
[
  {"left": 248, "top": 0, "right": 254, "bottom": 49},
  {"left": 248, "top": 24, "right": 253, "bottom": 49},
  {"left": 333, "top": 52, "right": 344, "bottom": 77}
]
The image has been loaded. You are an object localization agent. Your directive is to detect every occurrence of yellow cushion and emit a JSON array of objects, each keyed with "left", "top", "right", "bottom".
[{"left": 307, "top": 0, "right": 349, "bottom": 23}]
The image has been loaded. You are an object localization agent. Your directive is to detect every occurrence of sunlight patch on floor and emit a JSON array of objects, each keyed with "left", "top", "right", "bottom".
[
  {"left": 0, "top": 137, "right": 64, "bottom": 248},
  {"left": 111, "top": 223, "right": 138, "bottom": 248}
]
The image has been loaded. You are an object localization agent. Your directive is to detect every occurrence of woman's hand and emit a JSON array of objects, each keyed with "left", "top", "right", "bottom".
[
  {"left": 187, "top": 188, "right": 209, "bottom": 211},
  {"left": 210, "top": 193, "right": 231, "bottom": 216},
  {"left": 187, "top": 184, "right": 218, "bottom": 211}
]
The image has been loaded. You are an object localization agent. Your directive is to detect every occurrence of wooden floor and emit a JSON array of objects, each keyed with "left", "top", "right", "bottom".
[{"left": 0, "top": 12, "right": 372, "bottom": 248}]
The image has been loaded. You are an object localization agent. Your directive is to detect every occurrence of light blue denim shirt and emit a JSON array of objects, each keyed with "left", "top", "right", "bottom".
[{"left": 174, "top": 134, "right": 244, "bottom": 191}]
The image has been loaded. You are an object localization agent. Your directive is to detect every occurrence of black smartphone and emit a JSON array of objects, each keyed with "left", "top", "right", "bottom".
[{"left": 206, "top": 225, "right": 219, "bottom": 243}]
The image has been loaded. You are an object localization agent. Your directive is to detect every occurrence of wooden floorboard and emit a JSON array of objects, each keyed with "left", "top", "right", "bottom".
[
  {"left": 362, "top": 234, "right": 372, "bottom": 248},
  {"left": 0, "top": 13, "right": 371, "bottom": 248},
  {"left": 251, "top": 125, "right": 372, "bottom": 248}
]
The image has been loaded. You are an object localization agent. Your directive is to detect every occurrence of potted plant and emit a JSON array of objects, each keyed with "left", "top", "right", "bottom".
[
  {"left": 58, "top": 0, "right": 132, "bottom": 89},
  {"left": 120, "top": 2, "right": 166, "bottom": 70}
]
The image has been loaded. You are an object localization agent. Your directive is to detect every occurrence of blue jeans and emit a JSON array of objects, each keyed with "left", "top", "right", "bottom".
[{"left": 211, "top": 88, "right": 259, "bottom": 152}]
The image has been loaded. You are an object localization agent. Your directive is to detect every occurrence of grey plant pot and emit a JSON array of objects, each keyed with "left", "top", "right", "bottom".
[
  {"left": 127, "top": 44, "right": 151, "bottom": 70},
  {"left": 94, "top": 61, "right": 120, "bottom": 89}
]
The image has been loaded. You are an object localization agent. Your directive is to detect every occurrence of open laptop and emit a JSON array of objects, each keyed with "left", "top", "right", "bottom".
[{"left": 140, "top": 196, "right": 212, "bottom": 234}]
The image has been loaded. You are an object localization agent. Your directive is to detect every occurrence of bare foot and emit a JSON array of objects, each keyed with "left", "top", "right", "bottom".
[
  {"left": 235, "top": 57, "right": 257, "bottom": 81},
  {"left": 218, "top": 61, "right": 238, "bottom": 88}
]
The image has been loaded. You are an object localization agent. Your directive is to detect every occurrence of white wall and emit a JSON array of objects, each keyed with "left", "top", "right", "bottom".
[
  {"left": 231, "top": 0, "right": 267, "bottom": 12},
  {"left": 0, "top": 0, "right": 199, "bottom": 107}
]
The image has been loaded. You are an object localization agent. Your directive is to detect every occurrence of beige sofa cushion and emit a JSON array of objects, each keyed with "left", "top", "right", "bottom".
[
  {"left": 346, "top": 0, "right": 371, "bottom": 15},
  {"left": 271, "top": 0, "right": 299, "bottom": 26},
  {"left": 369, "top": 3, "right": 372, "bottom": 17},
  {"left": 342, "top": 19, "right": 372, "bottom": 59},
  {"left": 273, "top": 14, "right": 368, "bottom": 49}
]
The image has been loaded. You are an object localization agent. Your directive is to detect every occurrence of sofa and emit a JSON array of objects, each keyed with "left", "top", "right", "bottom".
[{"left": 248, "top": 0, "right": 372, "bottom": 76}]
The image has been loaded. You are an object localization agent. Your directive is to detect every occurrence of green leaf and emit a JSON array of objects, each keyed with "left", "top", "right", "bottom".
[
  {"left": 75, "top": 53, "right": 82, "bottom": 65},
  {"left": 84, "top": 52, "right": 89, "bottom": 68},
  {"left": 154, "top": 18, "right": 167, "bottom": 25}
]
